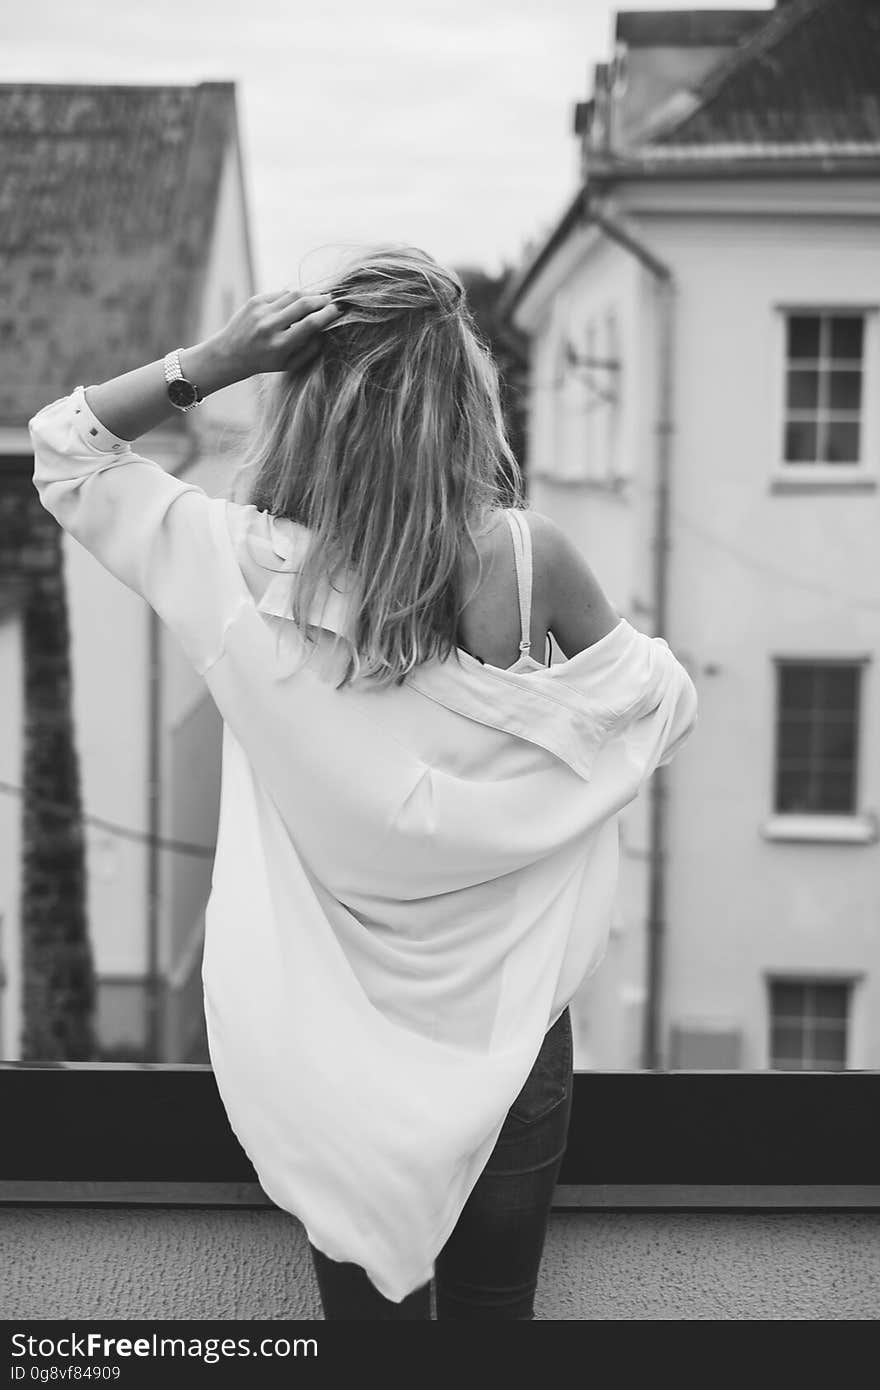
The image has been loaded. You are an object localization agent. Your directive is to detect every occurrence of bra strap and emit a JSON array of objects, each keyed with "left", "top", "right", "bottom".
[{"left": 503, "top": 508, "right": 533, "bottom": 656}]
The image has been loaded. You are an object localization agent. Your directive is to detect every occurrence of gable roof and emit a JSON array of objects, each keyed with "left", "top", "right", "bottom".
[
  {"left": 0, "top": 82, "right": 245, "bottom": 427},
  {"left": 652, "top": 0, "right": 880, "bottom": 148},
  {"left": 505, "top": 0, "right": 880, "bottom": 322}
]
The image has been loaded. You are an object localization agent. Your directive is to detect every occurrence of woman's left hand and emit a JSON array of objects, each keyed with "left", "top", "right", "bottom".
[{"left": 207, "top": 289, "right": 342, "bottom": 384}]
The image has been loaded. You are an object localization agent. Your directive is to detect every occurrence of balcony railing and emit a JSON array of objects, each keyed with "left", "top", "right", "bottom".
[{"left": 3, "top": 1065, "right": 879, "bottom": 1319}]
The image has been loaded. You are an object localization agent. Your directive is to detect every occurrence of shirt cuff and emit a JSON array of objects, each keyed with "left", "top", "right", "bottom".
[{"left": 70, "top": 384, "right": 134, "bottom": 455}]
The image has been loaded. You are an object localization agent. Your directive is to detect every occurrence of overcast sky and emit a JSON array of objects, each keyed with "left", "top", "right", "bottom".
[{"left": 3, "top": 0, "right": 771, "bottom": 290}]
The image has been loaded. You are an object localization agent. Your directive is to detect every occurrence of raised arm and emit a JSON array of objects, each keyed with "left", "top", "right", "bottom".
[
  {"left": 82, "top": 290, "right": 340, "bottom": 441},
  {"left": 29, "top": 291, "right": 340, "bottom": 674}
]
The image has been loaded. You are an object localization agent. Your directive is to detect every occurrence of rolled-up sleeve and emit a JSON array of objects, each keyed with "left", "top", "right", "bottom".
[{"left": 30, "top": 387, "right": 250, "bottom": 676}]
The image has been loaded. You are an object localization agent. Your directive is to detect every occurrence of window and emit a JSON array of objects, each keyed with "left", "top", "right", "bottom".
[
  {"left": 782, "top": 312, "right": 865, "bottom": 466},
  {"left": 774, "top": 662, "right": 861, "bottom": 814},
  {"left": 769, "top": 979, "right": 850, "bottom": 1071}
]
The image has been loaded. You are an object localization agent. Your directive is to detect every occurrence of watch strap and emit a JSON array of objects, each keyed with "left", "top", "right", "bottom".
[{"left": 163, "top": 349, "right": 202, "bottom": 409}]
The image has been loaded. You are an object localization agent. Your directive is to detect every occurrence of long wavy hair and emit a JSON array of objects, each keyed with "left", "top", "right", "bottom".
[{"left": 239, "top": 245, "right": 525, "bottom": 689}]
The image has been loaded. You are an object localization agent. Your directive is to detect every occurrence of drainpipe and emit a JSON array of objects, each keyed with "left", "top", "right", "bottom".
[
  {"left": 580, "top": 187, "right": 675, "bottom": 1071},
  {"left": 146, "top": 605, "right": 161, "bottom": 1060}
]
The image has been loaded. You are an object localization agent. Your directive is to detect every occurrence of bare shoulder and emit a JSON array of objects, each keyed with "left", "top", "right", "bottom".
[{"left": 524, "top": 509, "right": 622, "bottom": 659}]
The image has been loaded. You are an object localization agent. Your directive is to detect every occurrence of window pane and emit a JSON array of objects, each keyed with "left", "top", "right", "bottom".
[
  {"left": 819, "top": 721, "right": 856, "bottom": 762},
  {"left": 822, "top": 420, "right": 860, "bottom": 463},
  {"left": 817, "top": 768, "right": 856, "bottom": 813},
  {"left": 771, "top": 982, "right": 806, "bottom": 1015},
  {"left": 770, "top": 981, "right": 849, "bottom": 1073},
  {"left": 780, "top": 667, "right": 817, "bottom": 710},
  {"left": 786, "top": 369, "right": 819, "bottom": 409},
  {"left": 809, "top": 984, "right": 848, "bottom": 1020},
  {"left": 771, "top": 1024, "right": 804, "bottom": 1065},
  {"left": 820, "top": 667, "right": 858, "bottom": 709},
  {"left": 827, "top": 370, "right": 862, "bottom": 411},
  {"left": 778, "top": 718, "right": 812, "bottom": 759},
  {"left": 776, "top": 767, "right": 814, "bottom": 812},
  {"left": 784, "top": 420, "right": 817, "bottom": 462},
  {"left": 812, "top": 1025, "right": 846, "bottom": 1056},
  {"left": 829, "top": 315, "right": 864, "bottom": 361},
  {"left": 810, "top": 1023, "right": 847, "bottom": 1067},
  {"left": 787, "top": 315, "right": 820, "bottom": 359}
]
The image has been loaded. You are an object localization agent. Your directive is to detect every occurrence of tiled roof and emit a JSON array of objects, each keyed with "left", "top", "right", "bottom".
[
  {"left": 616, "top": 8, "right": 769, "bottom": 48},
  {"left": 653, "top": 0, "right": 880, "bottom": 147},
  {"left": 0, "top": 83, "right": 239, "bottom": 427}
]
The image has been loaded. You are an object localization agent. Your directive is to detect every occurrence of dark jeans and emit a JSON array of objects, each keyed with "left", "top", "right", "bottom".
[{"left": 308, "top": 1006, "right": 573, "bottom": 1320}]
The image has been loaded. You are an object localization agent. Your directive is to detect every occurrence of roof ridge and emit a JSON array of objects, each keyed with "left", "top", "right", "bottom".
[{"left": 646, "top": 0, "right": 831, "bottom": 147}]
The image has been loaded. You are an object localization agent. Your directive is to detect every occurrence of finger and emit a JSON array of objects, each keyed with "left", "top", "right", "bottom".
[
  {"left": 276, "top": 294, "right": 337, "bottom": 330},
  {"left": 264, "top": 286, "right": 302, "bottom": 311},
  {"left": 284, "top": 301, "right": 342, "bottom": 336},
  {"left": 257, "top": 287, "right": 291, "bottom": 305}
]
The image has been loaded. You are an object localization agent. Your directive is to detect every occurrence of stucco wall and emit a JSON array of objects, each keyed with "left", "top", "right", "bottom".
[
  {"left": 643, "top": 210, "right": 880, "bottom": 1071},
  {"left": 3, "top": 1207, "right": 878, "bottom": 1320},
  {"left": 516, "top": 189, "right": 880, "bottom": 1073}
]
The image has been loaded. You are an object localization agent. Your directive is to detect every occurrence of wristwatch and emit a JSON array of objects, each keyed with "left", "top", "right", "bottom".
[{"left": 163, "top": 349, "right": 203, "bottom": 412}]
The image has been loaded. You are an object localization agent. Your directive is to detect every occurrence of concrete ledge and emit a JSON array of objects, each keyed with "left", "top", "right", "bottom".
[
  {"left": 4, "top": 1181, "right": 880, "bottom": 1211},
  {"left": 4, "top": 1205, "right": 879, "bottom": 1320},
  {"left": 554, "top": 1184, "right": 880, "bottom": 1209}
]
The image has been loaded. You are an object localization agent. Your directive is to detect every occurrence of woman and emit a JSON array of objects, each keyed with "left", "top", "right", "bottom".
[{"left": 29, "top": 245, "right": 698, "bottom": 1319}]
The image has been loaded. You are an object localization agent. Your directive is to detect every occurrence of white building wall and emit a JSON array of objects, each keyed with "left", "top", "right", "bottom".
[
  {"left": 519, "top": 192, "right": 880, "bottom": 1070},
  {"left": 194, "top": 135, "right": 259, "bottom": 434},
  {"left": 640, "top": 209, "right": 880, "bottom": 1069},
  {"left": 157, "top": 134, "right": 259, "bottom": 1058},
  {"left": 520, "top": 232, "right": 662, "bottom": 1068},
  {"left": 60, "top": 133, "right": 260, "bottom": 1059},
  {"left": 64, "top": 538, "right": 150, "bottom": 981}
]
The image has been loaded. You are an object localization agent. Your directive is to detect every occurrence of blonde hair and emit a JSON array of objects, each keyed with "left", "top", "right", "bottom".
[{"left": 241, "top": 245, "right": 525, "bottom": 688}]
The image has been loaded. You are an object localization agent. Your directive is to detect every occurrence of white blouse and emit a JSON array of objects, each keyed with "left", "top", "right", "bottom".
[{"left": 30, "top": 387, "right": 699, "bottom": 1303}]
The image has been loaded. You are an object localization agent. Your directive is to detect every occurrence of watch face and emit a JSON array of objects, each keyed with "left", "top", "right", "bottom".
[{"left": 168, "top": 378, "right": 197, "bottom": 409}]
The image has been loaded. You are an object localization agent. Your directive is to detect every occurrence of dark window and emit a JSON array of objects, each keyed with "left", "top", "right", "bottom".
[
  {"left": 774, "top": 662, "right": 860, "bottom": 814},
  {"left": 783, "top": 313, "right": 864, "bottom": 465},
  {"left": 769, "top": 980, "right": 850, "bottom": 1071}
]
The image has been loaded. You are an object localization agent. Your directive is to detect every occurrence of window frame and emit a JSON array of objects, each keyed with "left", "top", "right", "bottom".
[
  {"left": 772, "top": 657, "right": 863, "bottom": 818},
  {"left": 766, "top": 976, "right": 855, "bottom": 1073},
  {"left": 770, "top": 304, "right": 878, "bottom": 491},
  {"left": 765, "top": 652, "right": 876, "bottom": 843}
]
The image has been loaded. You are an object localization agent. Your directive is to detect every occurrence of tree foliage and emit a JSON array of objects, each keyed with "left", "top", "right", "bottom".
[{"left": 457, "top": 266, "right": 529, "bottom": 484}]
